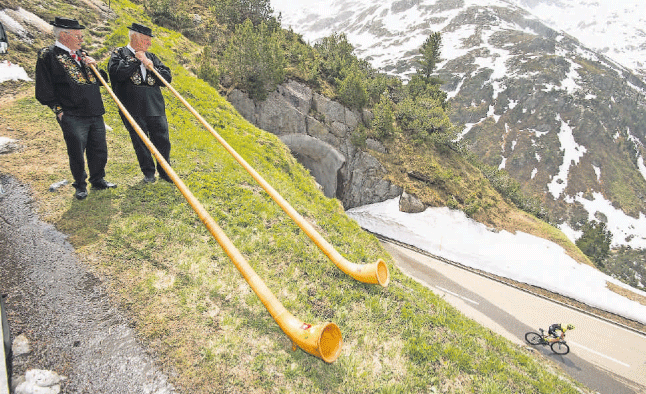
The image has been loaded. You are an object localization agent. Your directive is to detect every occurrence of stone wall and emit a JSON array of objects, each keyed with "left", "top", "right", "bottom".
[{"left": 227, "top": 80, "right": 402, "bottom": 209}]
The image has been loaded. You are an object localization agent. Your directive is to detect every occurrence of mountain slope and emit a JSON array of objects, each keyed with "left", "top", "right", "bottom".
[
  {"left": 0, "top": 0, "right": 592, "bottom": 392},
  {"left": 273, "top": 0, "right": 646, "bottom": 258},
  {"left": 510, "top": 0, "right": 646, "bottom": 81}
]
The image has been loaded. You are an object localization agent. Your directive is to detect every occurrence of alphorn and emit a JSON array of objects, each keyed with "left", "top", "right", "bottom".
[
  {"left": 90, "top": 64, "right": 342, "bottom": 363},
  {"left": 150, "top": 68, "right": 389, "bottom": 287}
]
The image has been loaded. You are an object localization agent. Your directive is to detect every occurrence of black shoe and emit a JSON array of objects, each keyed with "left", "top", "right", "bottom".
[
  {"left": 75, "top": 189, "right": 88, "bottom": 200},
  {"left": 143, "top": 175, "right": 156, "bottom": 183},
  {"left": 92, "top": 180, "right": 117, "bottom": 190},
  {"left": 159, "top": 175, "right": 172, "bottom": 183}
]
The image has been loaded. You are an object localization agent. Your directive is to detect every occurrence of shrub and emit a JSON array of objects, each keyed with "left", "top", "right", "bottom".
[
  {"left": 478, "top": 164, "right": 549, "bottom": 220},
  {"left": 314, "top": 33, "right": 356, "bottom": 84},
  {"left": 351, "top": 125, "right": 368, "bottom": 148},
  {"left": 146, "top": 0, "right": 192, "bottom": 31},
  {"left": 220, "top": 19, "right": 285, "bottom": 101},
  {"left": 196, "top": 47, "right": 220, "bottom": 87},
  {"left": 576, "top": 220, "right": 612, "bottom": 269},
  {"left": 212, "top": 0, "right": 277, "bottom": 30},
  {"left": 395, "top": 95, "right": 452, "bottom": 145},
  {"left": 337, "top": 65, "right": 368, "bottom": 110},
  {"left": 372, "top": 95, "right": 396, "bottom": 140}
]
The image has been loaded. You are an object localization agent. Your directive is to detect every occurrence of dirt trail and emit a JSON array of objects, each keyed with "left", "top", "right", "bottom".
[{"left": 0, "top": 175, "right": 177, "bottom": 394}]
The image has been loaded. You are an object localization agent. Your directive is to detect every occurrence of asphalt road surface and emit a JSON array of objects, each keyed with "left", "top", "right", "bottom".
[{"left": 381, "top": 241, "right": 646, "bottom": 394}]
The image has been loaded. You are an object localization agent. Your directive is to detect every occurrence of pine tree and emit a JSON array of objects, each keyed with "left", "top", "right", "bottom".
[
  {"left": 338, "top": 65, "right": 368, "bottom": 110},
  {"left": 372, "top": 95, "right": 396, "bottom": 139},
  {"left": 314, "top": 33, "right": 356, "bottom": 84},
  {"left": 221, "top": 19, "right": 285, "bottom": 101},
  {"left": 212, "top": 0, "right": 275, "bottom": 30},
  {"left": 417, "top": 32, "right": 442, "bottom": 79},
  {"left": 576, "top": 220, "right": 612, "bottom": 269}
]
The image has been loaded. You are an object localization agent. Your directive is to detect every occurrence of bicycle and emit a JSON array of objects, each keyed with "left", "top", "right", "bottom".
[{"left": 525, "top": 328, "right": 570, "bottom": 355}]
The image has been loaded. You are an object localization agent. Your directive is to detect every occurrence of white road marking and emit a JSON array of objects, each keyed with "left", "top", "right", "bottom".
[
  {"left": 435, "top": 286, "right": 480, "bottom": 305},
  {"left": 569, "top": 341, "right": 631, "bottom": 368}
]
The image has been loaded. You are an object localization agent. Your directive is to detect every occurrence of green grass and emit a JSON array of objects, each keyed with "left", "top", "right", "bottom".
[{"left": 0, "top": 0, "right": 594, "bottom": 392}]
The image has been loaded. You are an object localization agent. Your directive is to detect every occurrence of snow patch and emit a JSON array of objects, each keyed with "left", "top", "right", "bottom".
[
  {"left": 564, "top": 192, "right": 646, "bottom": 249},
  {"left": 347, "top": 197, "right": 646, "bottom": 325},
  {"left": 0, "top": 60, "right": 32, "bottom": 83},
  {"left": 547, "top": 114, "right": 587, "bottom": 199}
]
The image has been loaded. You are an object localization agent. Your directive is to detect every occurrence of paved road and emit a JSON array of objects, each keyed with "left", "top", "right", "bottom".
[{"left": 382, "top": 241, "right": 646, "bottom": 394}]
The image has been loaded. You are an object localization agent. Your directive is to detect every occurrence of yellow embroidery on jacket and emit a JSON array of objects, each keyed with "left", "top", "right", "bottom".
[
  {"left": 56, "top": 54, "right": 94, "bottom": 85},
  {"left": 131, "top": 72, "right": 142, "bottom": 85}
]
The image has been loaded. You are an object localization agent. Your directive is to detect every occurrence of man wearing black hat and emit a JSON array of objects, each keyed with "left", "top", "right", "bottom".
[
  {"left": 108, "top": 23, "right": 172, "bottom": 184},
  {"left": 35, "top": 17, "right": 117, "bottom": 200}
]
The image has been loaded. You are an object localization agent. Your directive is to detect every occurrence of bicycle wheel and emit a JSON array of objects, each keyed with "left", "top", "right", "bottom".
[
  {"left": 525, "top": 332, "right": 543, "bottom": 345},
  {"left": 551, "top": 341, "right": 570, "bottom": 355}
]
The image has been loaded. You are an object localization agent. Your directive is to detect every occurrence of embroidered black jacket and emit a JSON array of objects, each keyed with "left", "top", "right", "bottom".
[
  {"left": 107, "top": 47, "right": 172, "bottom": 117},
  {"left": 35, "top": 45, "right": 105, "bottom": 117}
]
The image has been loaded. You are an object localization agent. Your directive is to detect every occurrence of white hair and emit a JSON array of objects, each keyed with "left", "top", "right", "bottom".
[{"left": 53, "top": 27, "right": 65, "bottom": 40}]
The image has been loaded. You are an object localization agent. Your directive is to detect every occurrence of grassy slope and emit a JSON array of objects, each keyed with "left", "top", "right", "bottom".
[
  {"left": 374, "top": 138, "right": 592, "bottom": 267},
  {"left": 0, "top": 1, "right": 591, "bottom": 392}
]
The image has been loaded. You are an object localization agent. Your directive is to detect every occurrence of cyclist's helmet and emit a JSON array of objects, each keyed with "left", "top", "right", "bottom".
[{"left": 566, "top": 324, "right": 575, "bottom": 330}]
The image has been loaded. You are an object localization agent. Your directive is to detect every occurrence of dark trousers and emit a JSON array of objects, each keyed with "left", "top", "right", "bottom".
[
  {"left": 121, "top": 114, "right": 171, "bottom": 179},
  {"left": 59, "top": 114, "right": 108, "bottom": 190}
]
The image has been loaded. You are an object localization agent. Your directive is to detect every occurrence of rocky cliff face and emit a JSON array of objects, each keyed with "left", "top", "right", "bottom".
[{"left": 227, "top": 80, "right": 402, "bottom": 209}]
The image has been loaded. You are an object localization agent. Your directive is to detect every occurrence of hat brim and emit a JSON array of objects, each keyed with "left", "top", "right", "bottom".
[
  {"left": 127, "top": 25, "right": 154, "bottom": 37},
  {"left": 50, "top": 21, "right": 85, "bottom": 29},
  {"left": 49, "top": 17, "right": 85, "bottom": 29}
]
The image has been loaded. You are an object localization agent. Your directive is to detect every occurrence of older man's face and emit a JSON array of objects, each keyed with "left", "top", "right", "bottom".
[
  {"left": 131, "top": 32, "right": 152, "bottom": 52},
  {"left": 61, "top": 29, "right": 83, "bottom": 51}
]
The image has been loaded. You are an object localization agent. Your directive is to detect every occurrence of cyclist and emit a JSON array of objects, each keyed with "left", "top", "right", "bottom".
[{"left": 546, "top": 323, "right": 574, "bottom": 343}]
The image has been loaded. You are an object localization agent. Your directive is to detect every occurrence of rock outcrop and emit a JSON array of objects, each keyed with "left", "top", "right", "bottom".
[
  {"left": 0, "top": 137, "right": 19, "bottom": 155},
  {"left": 228, "top": 80, "right": 401, "bottom": 209},
  {"left": 399, "top": 191, "right": 426, "bottom": 213}
]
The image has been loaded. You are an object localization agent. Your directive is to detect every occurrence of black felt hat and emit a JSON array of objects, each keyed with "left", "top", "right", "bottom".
[
  {"left": 49, "top": 17, "right": 85, "bottom": 30},
  {"left": 127, "top": 23, "right": 154, "bottom": 37}
]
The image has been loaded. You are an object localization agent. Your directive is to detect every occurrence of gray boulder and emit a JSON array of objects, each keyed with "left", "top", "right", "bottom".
[
  {"left": 399, "top": 191, "right": 426, "bottom": 213},
  {"left": 0, "top": 137, "right": 20, "bottom": 154}
]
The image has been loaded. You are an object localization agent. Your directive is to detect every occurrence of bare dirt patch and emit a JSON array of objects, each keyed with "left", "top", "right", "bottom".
[{"left": 607, "top": 281, "right": 646, "bottom": 307}]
